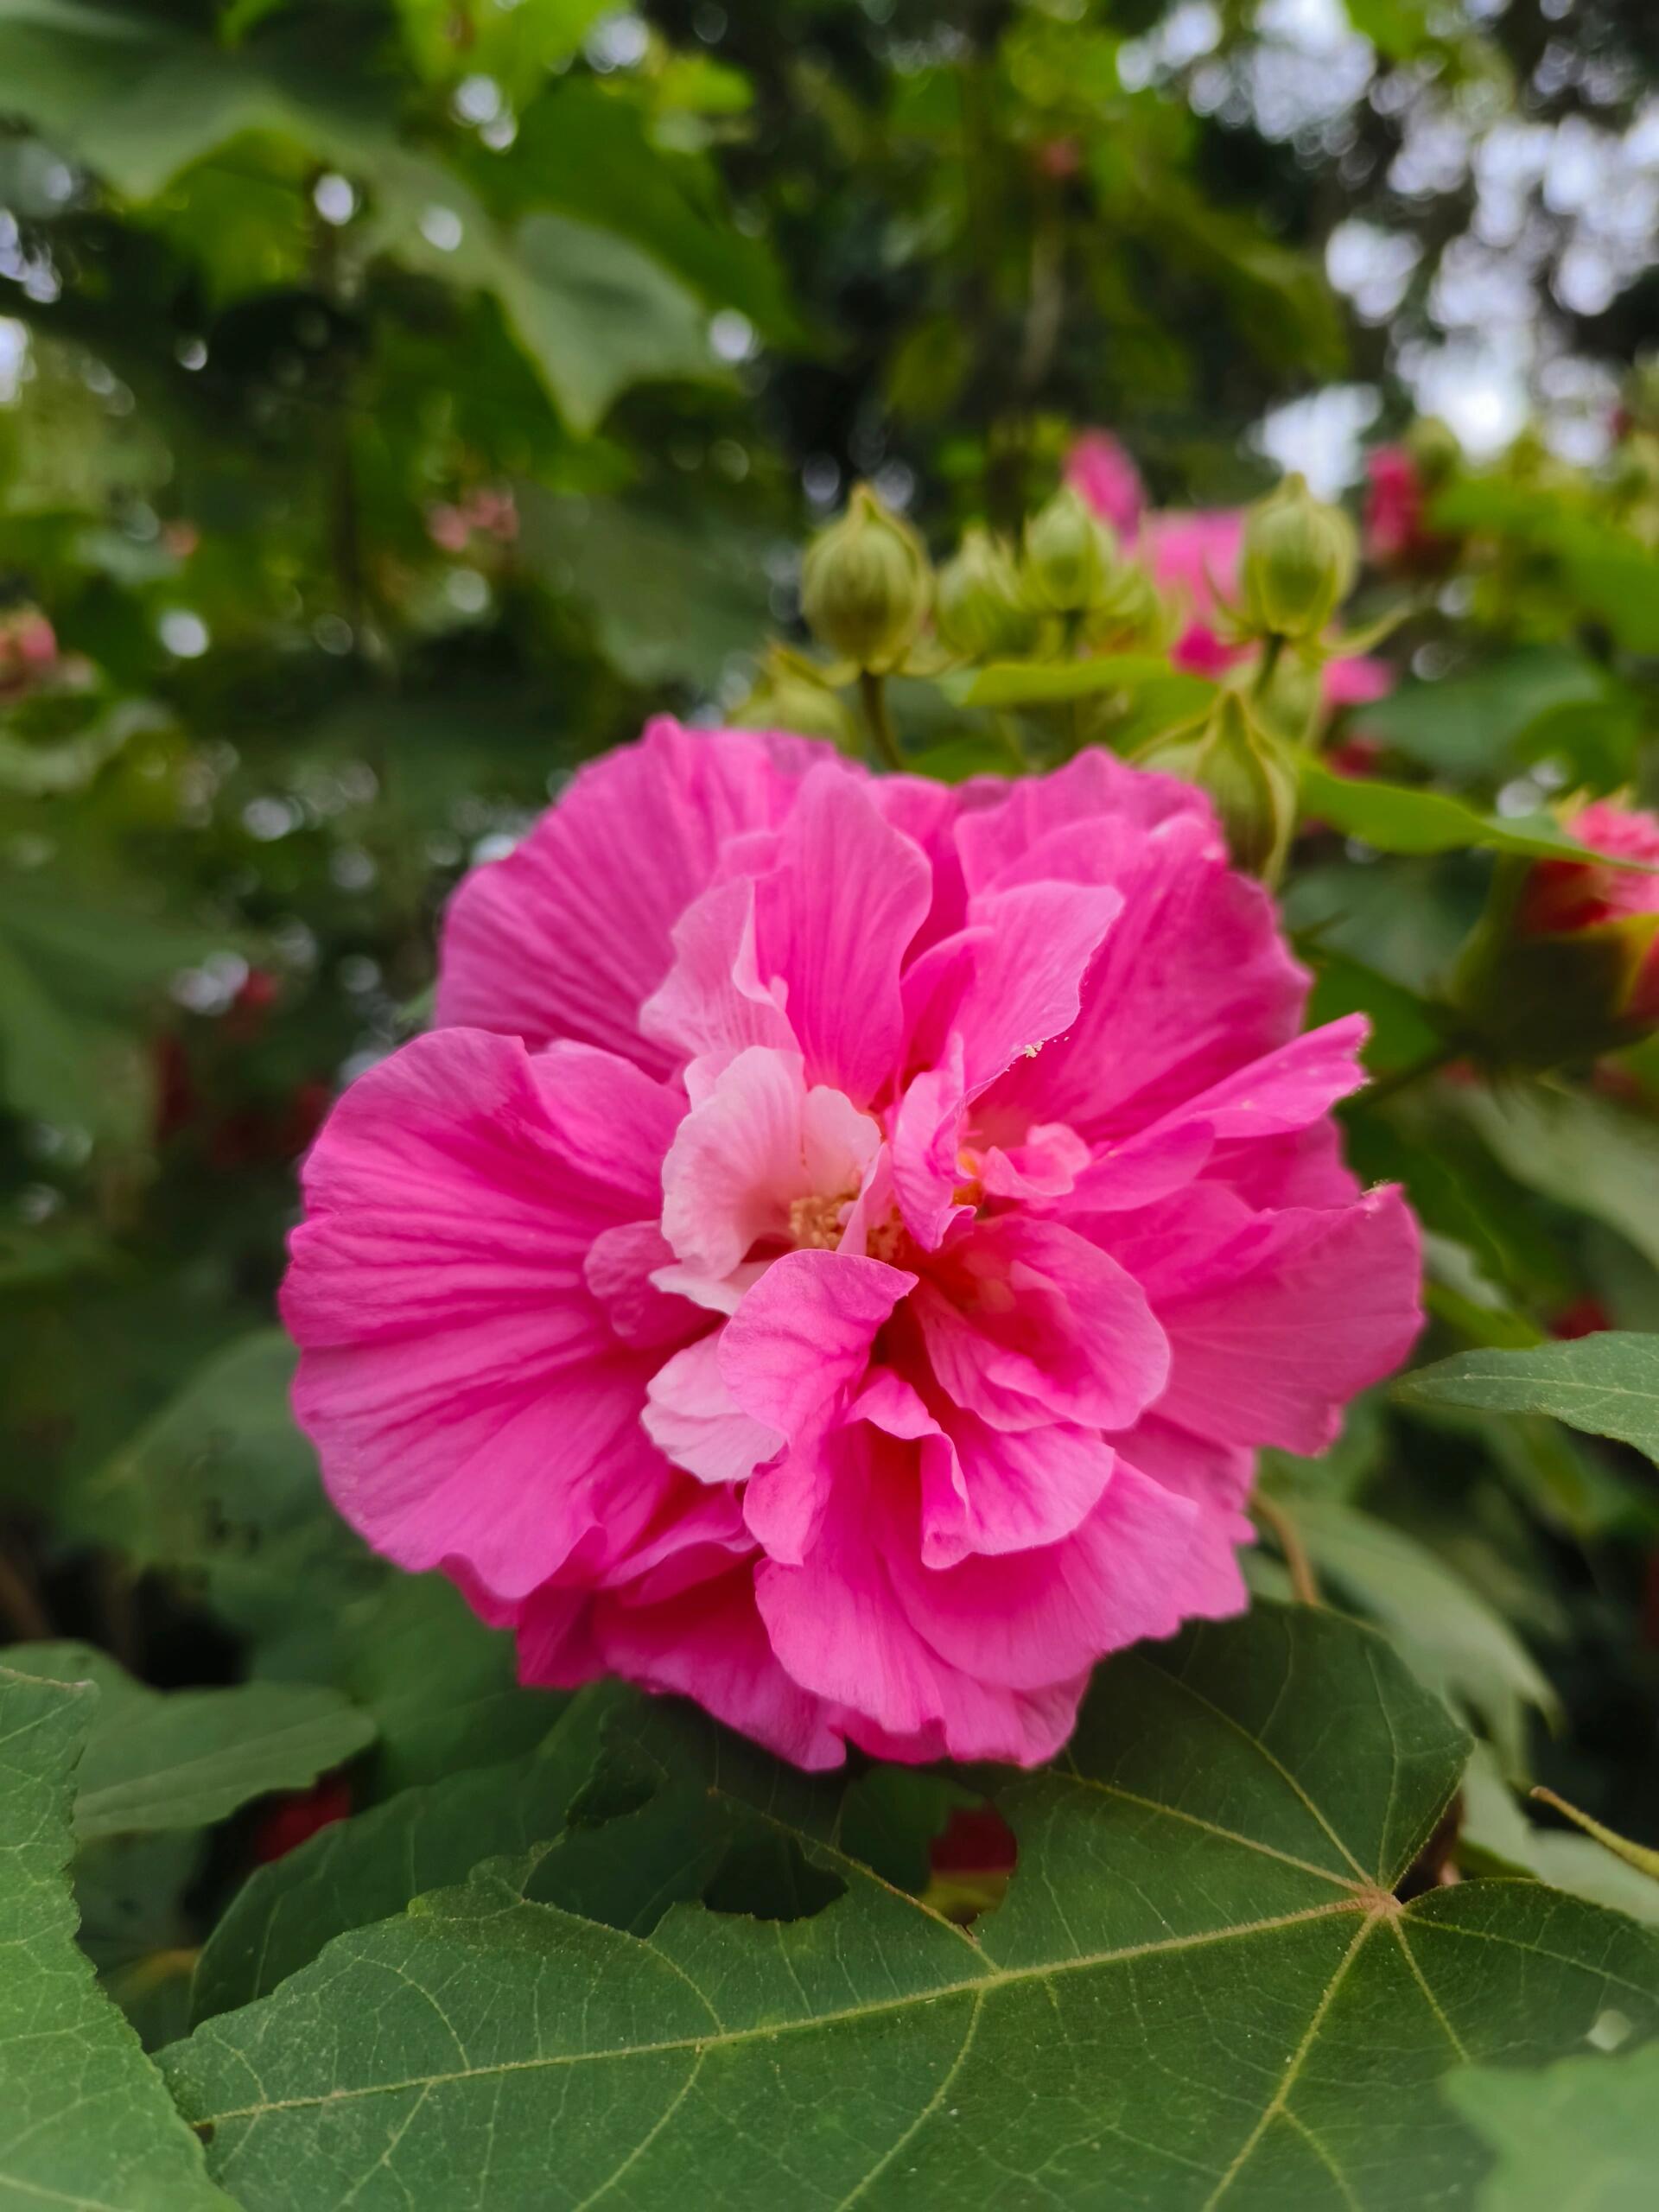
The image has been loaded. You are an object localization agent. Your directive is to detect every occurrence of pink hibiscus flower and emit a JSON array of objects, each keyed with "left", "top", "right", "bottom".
[
  {"left": 283, "top": 722, "right": 1421, "bottom": 1770},
  {"left": 1065, "top": 432, "right": 1145, "bottom": 537}
]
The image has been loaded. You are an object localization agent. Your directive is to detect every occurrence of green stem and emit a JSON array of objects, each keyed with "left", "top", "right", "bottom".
[
  {"left": 1252, "top": 1492, "right": 1320, "bottom": 1609},
  {"left": 858, "top": 668, "right": 903, "bottom": 772},
  {"left": 1252, "top": 632, "right": 1285, "bottom": 700},
  {"left": 1359, "top": 1038, "right": 1465, "bottom": 1109}
]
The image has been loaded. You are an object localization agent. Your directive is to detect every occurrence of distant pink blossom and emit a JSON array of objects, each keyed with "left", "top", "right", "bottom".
[
  {"left": 1363, "top": 445, "right": 1435, "bottom": 569},
  {"left": 0, "top": 607, "right": 58, "bottom": 696},
  {"left": 425, "top": 486, "right": 518, "bottom": 554},
  {"left": 1321, "top": 656, "right": 1394, "bottom": 709},
  {"left": 283, "top": 724, "right": 1421, "bottom": 1769},
  {"left": 1521, "top": 798, "right": 1659, "bottom": 1022},
  {"left": 1065, "top": 432, "right": 1144, "bottom": 535}
]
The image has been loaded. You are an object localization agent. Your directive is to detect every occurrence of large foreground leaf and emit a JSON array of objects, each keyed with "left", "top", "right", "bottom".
[
  {"left": 1398, "top": 1332, "right": 1659, "bottom": 1467},
  {"left": 163, "top": 1607, "right": 1659, "bottom": 2209},
  {"left": 0, "top": 1662, "right": 229, "bottom": 2210},
  {"left": 12, "top": 1641, "right": 374, "bottom": 1840},
  {"left": 1448, "top": 2041, "right": 1659, "bottom": 2209}
]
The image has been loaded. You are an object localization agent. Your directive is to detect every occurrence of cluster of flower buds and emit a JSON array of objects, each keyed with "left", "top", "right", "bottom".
[
  {"left": 796, "top": 480, "right": 1168, "bottom": 687},
  {"left": 935, "top": 526, "right": 1038, "bottom": 659},
  {"left": 1455, "top": 801, "right": 1659, "bottom": 1065}
]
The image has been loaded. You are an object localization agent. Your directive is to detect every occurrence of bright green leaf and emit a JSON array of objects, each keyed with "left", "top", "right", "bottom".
[
  {"left": 11, "top": 1642, "right": 374, "bottom": 1840},
  {"left": 162, "top": 1608, "right": 1659, "bottom": 2209},
  {"left": 1397, "top": 1332, "right": 1659, "bottom": 1469},
  {"left": 1272, "top": 1494, "right": 1556, "bottom": 1748},
  {"left": 1451, "top": 2040, "right": 1659, "bottom": 2210},
  {"left": 1299, "top": 760, "right": 1592, "bottom": 861},
  {"left": 0, "top": 1662, "right": 231, "bottom": 2210}
]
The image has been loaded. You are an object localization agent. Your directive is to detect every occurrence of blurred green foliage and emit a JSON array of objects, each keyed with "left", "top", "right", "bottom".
[{"left": 3, "top": 4, "right": 1659, "bottom": 2202}]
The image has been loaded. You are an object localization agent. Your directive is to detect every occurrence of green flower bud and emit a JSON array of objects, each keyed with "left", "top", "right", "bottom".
[
  {"left": 799, "top": 483, "right": 931, "bottom": 673},
  {"left": 733, "top": 645, "right": 860, "bottom": 752},
  {"left": 1138, "top": 691, "right": 1299, "bottom": 882},
  {"left": 1405, "top": 415, "right": 1461, "bottom": 487},
  {"left": 935, "top": 527, "right": 1039, "bottom": 659},
  {"left": 1022, "top": 484, "right": 1117, "bottom": 614},
  {"left": 1082, "top": 560, "right": 1167, "bottom": 652},
  {"left": 1239, "top": 474, "right": 1357, "bottom": 642}
]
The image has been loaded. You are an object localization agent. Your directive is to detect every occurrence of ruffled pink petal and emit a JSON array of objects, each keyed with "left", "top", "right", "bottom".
[
  {"left": 954, "top": 748, "right": 1211, "bottom": 897},
  {"left": 1152, "top": 1185, "right": 1422, "bottom": 1454},
  {"left": 914, "top": 1215, "right": 1168, "bottom": 1434},
  {"left": 887, "top": 1458, "right": 1202, "bottom": 1690},
  {"left": 1061, "top": 1016, "right": 1369, "bottom": 1217},
  {"left": 1114, "top": 1415, "right": 1255, "bottom": 1620},
  {"left": 584, "top": 1222, "right": 697, "bottom": 1349},
  {"left": 854, "top": 1367, "right": 1116, "bottom": 1568},
  {"left": 751, "top": 766, "right": 934, "bottom": 1105},
  {"left": 642, "top": 1332, "right": 783, "bottom": 1486},
  {"left": 976, "top": 1121, "right": 1092, "bottom": 1201},
  {"left": 437, "top": 719, "right": 827, "bottom": 1071},
  {"left": 977, "top": 812, "right": 1309, "bottom": 1141},
  {"left": 720, "top": 1249, "right": 915, "bottom": 1561},
  {"left": 524, "top": 1567, "right": 847, "bottom": 1771},
  {"left": 890, "top": 1040, "right": 972, "bottom": 1252},
  {"left": 753, "top": 1437, "right": 1096, "bottom": 1766},
  {"left": 718, "top": 1248, "right": 916, "bottom": 1441},
  {"left": 637, "top": 875, "right": 795, "bottom": 1079},
  {"left": 660, "top": 1046, "right": 878, "bottom": 1282},
  {"left": 904, "top": 881, "right": 1123, "bottom": 1094},
  {"left": 283, "top": 1028, "right": 680, "bottom": 1603}
]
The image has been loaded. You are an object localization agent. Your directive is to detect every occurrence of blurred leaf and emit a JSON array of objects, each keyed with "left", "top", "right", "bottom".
[
  {"left": 0, "top": 1661, "right": 230, "bottom": 2210},
  {"left": 0, "top": 1, "right": 381, "bottom": 200},
  {"left": 296, "top": 1572, "right": 557, "bottom": 1798},
  {"left": 1459, "top": 1745, "right": 1659, "bottom": 1927},
  {"left": 1460, "top": 1085, "right": 1659, "bottom": 1276},
  {"left": 1398, "top": 1333, "right": 1659, "bottom": 1469},
  {"left": 64, "top": 1329, "right": 370, "bottom": 1613},
  {"left": 1451, "top": 2041, "right": 1659, "bottom": 2210},
  {"left": 10, "top": 1641, "right": 374, "bottom": 1840},
  {"left": 907, "top": 728, "right": 1024, "bottom": 782},
  {"left": 507, "top": 78, "right": 799, "bottom": 338},
  {"left": 162, "top": 1606, "right": 1659, "bottom": 2210},
  {"left": 193, "top": 1686, "right": 623, "bottom": 2022},
  {"left": 1299, "top": 760, "right": 1593, "bottom": 861},
  {"left": 75, "top": 1829, "right": 205, "bottom": 2050},
  {"left": 955, "top": 652, "right": 1196, "bottom": 707},
  {"left": 1305, "top": 946, "right": 1446, "bottom": 1073},
  {"left": 1350, "top": 648, "right": 1621, "bottom": 781},
  {"left": 1274, "top": 1494, "right": 1557, "bottom": 1749},
  {"left": 517, "top": 488, "right": 773, "bottom": 685}
]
